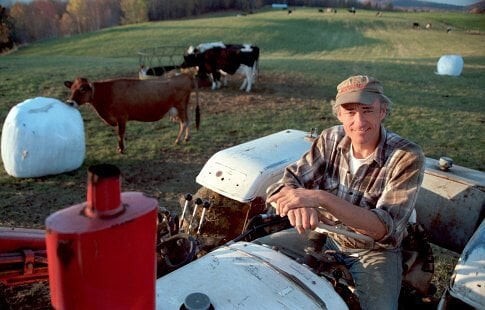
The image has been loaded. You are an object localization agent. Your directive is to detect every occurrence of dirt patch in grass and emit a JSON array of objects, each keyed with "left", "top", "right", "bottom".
[{"left": 0, "top": 283, "right": 51, "bottom": 310}]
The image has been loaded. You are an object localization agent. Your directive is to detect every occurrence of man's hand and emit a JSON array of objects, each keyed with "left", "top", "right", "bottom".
[
  {"left": 267, "top": 186, "right": 321, "bottom": 234},
  {"left": 267, "top": 186, "right": 321, "bottom": 216},
  {"left": 287, "top": 208, "right": 319, "bottom": 234}
]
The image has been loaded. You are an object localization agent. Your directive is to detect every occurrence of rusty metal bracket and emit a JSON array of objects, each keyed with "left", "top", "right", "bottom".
[{"left": 0, "top": 249, "right": 48, "bottom": 286}]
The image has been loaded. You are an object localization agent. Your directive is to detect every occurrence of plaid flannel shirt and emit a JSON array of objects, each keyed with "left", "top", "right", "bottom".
[{"left": 267, "top": 125, "right": 425, "bottom": 250}]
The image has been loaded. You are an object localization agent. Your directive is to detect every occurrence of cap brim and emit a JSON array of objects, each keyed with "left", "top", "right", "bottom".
[{"left": 336, "top": 91, "right": 392, "bottom": 106}]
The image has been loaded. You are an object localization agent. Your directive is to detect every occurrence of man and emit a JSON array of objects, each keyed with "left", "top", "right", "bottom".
[{"left": 260, "top": 75, "right": 425, "bottom": 309}]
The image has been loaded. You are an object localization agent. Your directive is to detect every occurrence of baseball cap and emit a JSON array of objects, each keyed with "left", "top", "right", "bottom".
[{"left": 335, "top": 75, "right": 392, "bottom": 106}]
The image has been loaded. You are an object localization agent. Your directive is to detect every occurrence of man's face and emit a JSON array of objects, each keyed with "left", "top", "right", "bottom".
[{"left": 337, "top": 100, "right": 386, "bottom": 150}]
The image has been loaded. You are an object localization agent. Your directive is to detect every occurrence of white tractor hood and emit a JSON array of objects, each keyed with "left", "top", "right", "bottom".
[{"left": 196, "top": 129, "right": 314, "bottom": 203}]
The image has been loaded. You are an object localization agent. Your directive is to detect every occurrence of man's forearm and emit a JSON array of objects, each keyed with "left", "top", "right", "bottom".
[
  {"left": 316, "top": 190, "right": 387, "bottom": 240},
  {"left": 268, "top": 186, "right": 387, "bottom": 240}
]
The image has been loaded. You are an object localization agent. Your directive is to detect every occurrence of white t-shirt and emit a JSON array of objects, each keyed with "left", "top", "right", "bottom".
[{"left": 349, "top": 145, "right": 375, "bottom": 175}]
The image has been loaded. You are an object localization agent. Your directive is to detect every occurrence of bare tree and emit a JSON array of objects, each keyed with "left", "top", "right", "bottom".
[
  {"left": 0, "top": 5, "right": 15, "bottom": 52},
  {"left": 89, "top": 0, "right": 122, "bottom": 29},
  {"left": 99, "top": 0, "right": 122, "bottom": 28},
  {"left": 64, "top": 0, "right": 89, "bottom": 34},
  {"left": 60, "top": 10, "right": 77, "bottom": 36},
  {"left": 120, "top": 0, "right": 148, "bottom": 24},
  {"left": 61, "top": 0, "right": 120, "bottom": 36},
  {"left": 31, "top": 0, "right": 64, "bottom": 39},
  {"left": 10, "top": 2, "right": 34, "bottom": 42}
]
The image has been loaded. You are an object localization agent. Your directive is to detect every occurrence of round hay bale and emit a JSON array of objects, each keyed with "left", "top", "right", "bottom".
[
  {"left": 1, "top": 97, "right": 85, "bottom": 178},
  {"left": 436, "top": 55, "right": 464, "bottom": 76}
]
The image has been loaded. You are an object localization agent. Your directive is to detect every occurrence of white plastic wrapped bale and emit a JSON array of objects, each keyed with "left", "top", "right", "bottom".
[
  {"left": 436, "top": 55, "right": 464, "bottom": 76},
  {"left": 1, "top": 97, "right": 85, "bottom": 178}
]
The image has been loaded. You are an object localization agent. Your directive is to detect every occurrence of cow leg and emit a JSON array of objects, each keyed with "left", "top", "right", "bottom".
[
  {"left": 211, "top": 80, "right": 222, "bottom": 90},
  {"left": 117, "top": 122, "right": 126, "bottom": 153},
  {"left": 219, "top": 70, "right": 229, "bottom": 87},
  {"left": 176, "top": 96, "right": 191, "bottom": 144},
  {"left": 240, "top": 79, "right": 248, "bottom": 91},
  {"left": 251, "top": 62, "right": 258, "bottom": 84},
  {"left": 212, "top": 71, "right": 222, "bottom": 90},
  {"left": 171, "top": 107, "right": 183, "bottom": 144},
  {"left": 183, "top": 120, "right": 191, "bottom": 142},
  {"left": 182, "top": 98, "right": 191, "bottom": 142},
  {"left": 246, "top": 71, "right": 253, "bottom": 92},
  {"left": 240, "top": 65, "right": 252, "bottom": 92},
  {"left": 175, "top": 121, "right": 189, "bottom": 144},
  {"left": 235, "top": 65, "right": 247, "bottom": 91},
  {"left": 209, "top": 73, "right": 217, "bottom": 90}
]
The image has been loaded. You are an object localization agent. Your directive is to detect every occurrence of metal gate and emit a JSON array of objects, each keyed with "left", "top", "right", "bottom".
[{"left": 138, "top": 45, "right": 186, "bottom": 70}]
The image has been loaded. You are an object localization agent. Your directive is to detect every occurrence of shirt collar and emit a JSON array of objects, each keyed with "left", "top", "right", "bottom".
[{"left": 337, "top": 125, "right": 387, "bottom": 167}]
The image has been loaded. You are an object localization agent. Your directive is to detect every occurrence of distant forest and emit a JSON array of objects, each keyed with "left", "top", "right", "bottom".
[{"left": 0, "top": 0, "right": 481, "bottom": 53}]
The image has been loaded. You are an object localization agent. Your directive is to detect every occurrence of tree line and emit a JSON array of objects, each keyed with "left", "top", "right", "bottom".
[{"left": 1, "top": 0, "right": 370, "bottom": 53}]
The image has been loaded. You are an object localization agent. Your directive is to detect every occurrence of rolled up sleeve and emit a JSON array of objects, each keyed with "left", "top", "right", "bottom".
[{"left": 372, "top": 146, "right": 425, "bottom": 248}]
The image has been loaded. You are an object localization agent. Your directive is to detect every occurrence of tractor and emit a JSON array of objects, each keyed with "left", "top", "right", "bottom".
[{"left": 1, "top": 129, "right": 483, "bottom": 309}]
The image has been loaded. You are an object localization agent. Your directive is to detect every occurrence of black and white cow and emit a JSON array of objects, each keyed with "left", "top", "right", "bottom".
[
  {"left": 138, "top": 65, "right": 180, "bottom": 79},
  {"left": 182, "top": 42, "right": 259, "bottom": 92}
]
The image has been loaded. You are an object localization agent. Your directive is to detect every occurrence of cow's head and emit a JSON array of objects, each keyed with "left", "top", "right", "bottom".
[
  {"left": 181, "top": 46, "right": 200, "bottom": 69},
  {"left": 64, "top": 77, "right": 94, "bottom": 107}
]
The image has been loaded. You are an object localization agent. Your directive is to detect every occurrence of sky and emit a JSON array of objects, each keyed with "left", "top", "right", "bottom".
[{"left": 420, "top": 0, "right": 481, "bottom": 5}]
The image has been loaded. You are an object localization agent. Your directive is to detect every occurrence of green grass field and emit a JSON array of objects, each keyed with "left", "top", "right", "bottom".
[
  {"left": 2, "top": 8, "right": 484, "bottom": 169},
  {"left": 1, "top": 7, "right": 484, "bottom": 222},
  {"left": 0, "top": 8, "right": 482, "bottom": 307}
]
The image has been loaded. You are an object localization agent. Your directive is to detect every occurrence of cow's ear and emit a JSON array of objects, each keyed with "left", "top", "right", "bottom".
[{"left": 64, "top": 81, "right": 73, "bottom": 89}]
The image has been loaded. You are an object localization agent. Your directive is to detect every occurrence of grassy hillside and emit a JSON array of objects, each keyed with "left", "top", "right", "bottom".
[{"left": 0, "top": 8, "right": 484, "bottom": 229}]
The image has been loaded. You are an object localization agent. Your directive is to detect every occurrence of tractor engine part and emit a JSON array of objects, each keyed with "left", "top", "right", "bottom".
[
  {"left": 45, "top": 164, "right": 158, "bottom": 310},
  {"left": 179, "top": 188, "right": 266, "bottom": 253},
  {"left": 0, "top": 227, "right": 48, "bottom": 286}
]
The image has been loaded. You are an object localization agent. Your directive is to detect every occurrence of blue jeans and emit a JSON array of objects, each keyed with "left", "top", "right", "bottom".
[{"left": 254, "top": 228, "right": 403, "bottom": 310}]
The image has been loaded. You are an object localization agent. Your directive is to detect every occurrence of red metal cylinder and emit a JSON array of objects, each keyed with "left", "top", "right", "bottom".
[
  {"left": 86, "top": 164, "right": 122, "bottom": 215},
  {"left": 45, "top": 164, "right": 158, "bottom": 310}
]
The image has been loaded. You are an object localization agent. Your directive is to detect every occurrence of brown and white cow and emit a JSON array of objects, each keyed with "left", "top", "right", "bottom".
[
  {"left": 64, "top": 74, "right": 200, "bottom": 153},
  {"left": 182, "top": 42, "right": 259, "bottom": 92}
]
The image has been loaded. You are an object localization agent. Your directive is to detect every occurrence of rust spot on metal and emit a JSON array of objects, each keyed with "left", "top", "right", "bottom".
[{"left": 56, "top": 240, "right": 75, "bottom": 267}]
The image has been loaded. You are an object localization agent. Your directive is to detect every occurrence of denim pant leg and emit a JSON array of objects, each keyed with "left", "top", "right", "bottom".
[
  {"left": 327, "top": 239, "right": 403, "bottom": 310},
  {"left": 253, "top": 228, "right": 308, "bottom": 259},
  {"left": 255, "top": 229, "right": 402, "bottom": 310}
]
